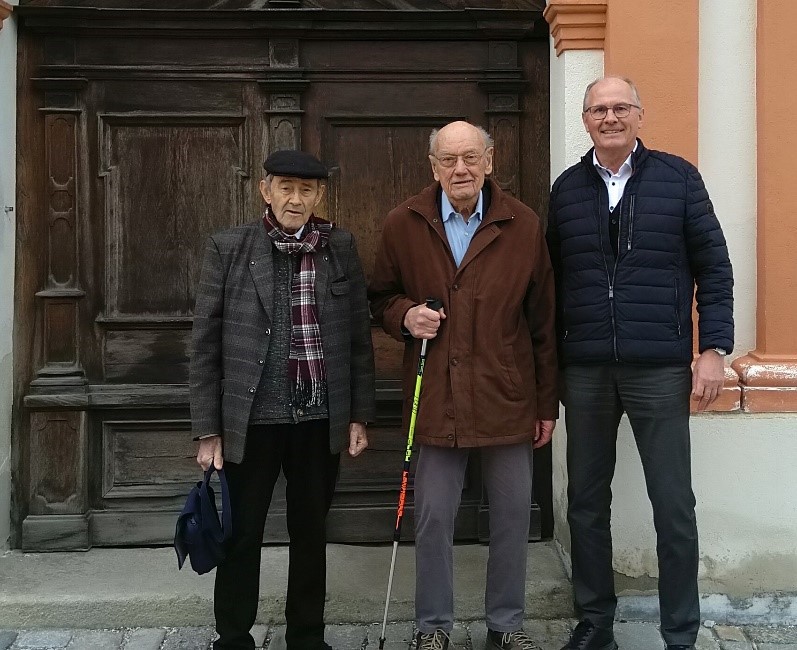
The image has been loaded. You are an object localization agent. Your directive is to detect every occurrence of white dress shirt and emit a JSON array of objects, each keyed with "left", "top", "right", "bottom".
[{"left": 593, "top": 142, "right": 637, "bottom": 211}]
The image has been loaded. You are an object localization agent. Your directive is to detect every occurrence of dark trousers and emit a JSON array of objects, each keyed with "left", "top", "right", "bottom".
[
  {"left": 213, "top": 420, "right": 340, "bottom": 650},
  {"left": 564, "top": 365, "right": 699, "bottom": 646}
]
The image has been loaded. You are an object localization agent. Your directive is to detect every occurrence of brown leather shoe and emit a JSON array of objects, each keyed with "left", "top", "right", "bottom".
[
  {"left": 415, "top": 629, "right": 450, "bottom": 650},
  {"left": 485, "top": 629, "right": 541, "bottom": 649}
]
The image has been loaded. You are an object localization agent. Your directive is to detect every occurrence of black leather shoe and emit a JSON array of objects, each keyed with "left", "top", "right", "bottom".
[{"left": 560, "top": 620, "right": 618, "bottom": 650}]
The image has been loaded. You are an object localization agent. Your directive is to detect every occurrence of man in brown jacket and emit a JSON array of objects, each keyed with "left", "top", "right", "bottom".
[{"left": 369, "top": 121, "right": 559, "bottom": 650}]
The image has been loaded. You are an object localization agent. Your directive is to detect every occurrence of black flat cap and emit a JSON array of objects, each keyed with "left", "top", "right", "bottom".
[{"left": 263, "top": 150, "right": 328, "bottom": 179}]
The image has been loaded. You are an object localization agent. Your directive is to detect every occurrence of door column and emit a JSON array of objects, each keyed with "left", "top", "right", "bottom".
[{"left": 732, "top": 0, "right": 797, "bottom": 412}]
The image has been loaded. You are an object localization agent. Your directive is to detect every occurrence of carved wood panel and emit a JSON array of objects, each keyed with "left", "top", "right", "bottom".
[
  {"left": 29, "top": 411, "right": 86, "bottom": 514},
  {"left": 99, "top": 114, "right": 249, "bottom": 319},
  {"left": 102, "top": 419, "right": 196, "bottom": 499}
]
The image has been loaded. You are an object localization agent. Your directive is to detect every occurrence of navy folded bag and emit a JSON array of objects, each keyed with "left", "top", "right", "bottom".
[{"left": 174, "top": 465, "right": 232, "bottom": 575}]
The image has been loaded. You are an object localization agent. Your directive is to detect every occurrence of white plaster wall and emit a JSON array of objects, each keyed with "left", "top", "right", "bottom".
[
  {"left": 698, "top": 0, "right": 757, "bottom": 358},
  {"left": 0, "top": 5, "right": 18, "bottom": 550},
  {"left": 611, "top": 415, "right": 797, "bottom": 594},
  {"left": 548, "top": 44, "right": 603, "bottom": 184},
  {"left": 548, "top": 42, "right": 603, "bottom": 563}
]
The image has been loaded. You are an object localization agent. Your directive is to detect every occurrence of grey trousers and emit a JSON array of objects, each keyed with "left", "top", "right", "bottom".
[
  {"left": 414, "top": 442, "right": 533, "bottom": 634},
  {"left": 564, "top": 364, "right": 699, "bottom": 647}
]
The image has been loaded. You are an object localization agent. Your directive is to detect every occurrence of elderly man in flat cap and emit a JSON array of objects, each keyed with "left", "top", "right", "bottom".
[{"left": 190, "top": 149, "right": 376, "bottom": 650}]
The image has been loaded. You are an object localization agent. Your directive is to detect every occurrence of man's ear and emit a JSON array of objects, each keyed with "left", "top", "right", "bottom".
[
  {"left": 483, "top": 147, "right": 494, "bottom": 175},
  {"left": 259, "top": 178, "right": 271, "bottom": 204}
]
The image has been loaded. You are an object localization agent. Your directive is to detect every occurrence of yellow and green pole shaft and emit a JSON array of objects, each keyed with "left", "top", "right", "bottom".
[{"left": 379, "top": 297, "right": 443, "bottom": 649}]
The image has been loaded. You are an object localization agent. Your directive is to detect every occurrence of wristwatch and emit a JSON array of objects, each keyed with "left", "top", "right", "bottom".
[{"left": 711, "top": 347, "right": 728, "bottom": 357}]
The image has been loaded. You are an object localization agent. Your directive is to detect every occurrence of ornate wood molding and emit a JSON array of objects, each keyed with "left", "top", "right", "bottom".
[
  {"left": 543, "top": 0, "right": 607, "bottom": 56},
  {"left": 0, "top": 1, "right": 12, "bottom": 31}
]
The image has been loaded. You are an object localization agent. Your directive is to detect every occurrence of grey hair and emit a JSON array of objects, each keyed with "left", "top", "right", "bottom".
[
  {"left": 583, "top": 76, "right": 643, "bottom": 111},
  {"left": 428, "top": 124, "right": 494, "bottom": 156}
]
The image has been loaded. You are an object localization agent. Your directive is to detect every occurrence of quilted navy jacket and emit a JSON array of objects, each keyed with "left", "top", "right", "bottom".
[{"left": 546, "top": 140, "right": 734, "bottom": 366}]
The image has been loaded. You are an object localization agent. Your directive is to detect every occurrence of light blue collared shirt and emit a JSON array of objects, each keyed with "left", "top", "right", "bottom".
[{"left": 441, "top": 191, "right": 483, "bottom": 267}]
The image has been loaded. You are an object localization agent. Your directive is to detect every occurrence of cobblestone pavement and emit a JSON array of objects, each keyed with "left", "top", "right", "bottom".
[{"left": 0, "top": 621, "right": 796, "bottom": 650}]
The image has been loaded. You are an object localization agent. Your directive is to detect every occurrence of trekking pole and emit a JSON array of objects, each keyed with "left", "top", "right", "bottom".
[{"left": 378, "top": 297, "right": 443, "bottom": 650}]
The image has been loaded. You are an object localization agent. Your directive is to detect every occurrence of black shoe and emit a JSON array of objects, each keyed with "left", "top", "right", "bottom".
[
  {"left": 485, "top": 629, "right": 541, "bottom": 649},
  {"left": 666, "top": 646, "right": 695, "bottom": 649},
  {"left": 560, "top": 620, "right": 618, "bottom": 650},
  {"left": 415, "top": 629, "right": 451, "bottom": 650}
]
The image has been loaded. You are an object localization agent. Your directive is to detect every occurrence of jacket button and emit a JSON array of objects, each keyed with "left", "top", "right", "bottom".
[
  {"left": 265, "top": 328, "right": 271, "bottom": 336},
  {"left": 445, "top": 409, "right": 454, "bottom": 418},
  {"left": 451, "top": 358, "right": 458, "bottom": 366},
  {"left": 447, "top": 434, "right": 454, "bottom": 440},
  {"left": 297, "top": 408, "right": 304, "bottom": 416},
  {"left": 250, "top": 260, "right": 256, "bottom": 265},
  {"left": 248, "top": 387, "right": 255, "bottom": 393},
  {"left": 453, "top": 284, "right": 459, "bottom": 291},
  {"left": 258, "top": 359, "right": 265, "bottom": 365}
]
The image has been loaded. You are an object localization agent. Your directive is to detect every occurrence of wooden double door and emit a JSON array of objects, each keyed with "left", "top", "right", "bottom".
[{"left": 13, "top": 0, "right": 551, "bottom": 549}]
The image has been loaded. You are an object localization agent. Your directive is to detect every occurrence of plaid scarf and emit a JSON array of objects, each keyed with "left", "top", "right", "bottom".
[{"left": 263, "top": 208, "right": 332, "bottom": 409}]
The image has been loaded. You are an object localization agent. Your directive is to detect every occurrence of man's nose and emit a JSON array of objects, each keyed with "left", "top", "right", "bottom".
[
  {"left": 603, "top": 109, "right": 620, "bottom": 123},
  {"left": 453, "top": 156, "right": 469, "bottom": 173},
  {"left": 288, "top": 190, "right": 302, "bottom": 203}
]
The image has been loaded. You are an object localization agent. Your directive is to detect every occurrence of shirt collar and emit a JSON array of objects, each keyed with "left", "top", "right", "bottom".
[
  {"left": 292, "top": 225, "right": 305, "bottom": 240},
  {"left": 441, "top": 190, "right": 484, "bottom": 224},
  {"left": 593, "top": 140, "right": 638, "bottom": 177}
]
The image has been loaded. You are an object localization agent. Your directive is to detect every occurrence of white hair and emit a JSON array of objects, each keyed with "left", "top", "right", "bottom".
[
  {"left": 428, "top": 123, "right": 494, "bottom": 156},
  {"left": 583, "top": 76, "right": 643, "bottom": 111}
]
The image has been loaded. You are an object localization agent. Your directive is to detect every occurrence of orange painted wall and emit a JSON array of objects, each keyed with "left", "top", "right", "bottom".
[
  {"left": 755, "top": 0, "right": 797, "bottom": 358},
  {"left": 603, "top": 0, "right": 699, "bottom": 165}
]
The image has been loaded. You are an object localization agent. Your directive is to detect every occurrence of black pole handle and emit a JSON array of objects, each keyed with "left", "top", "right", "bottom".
[{"left": 425, "top": 297, "right": 443, "bottom": 311}]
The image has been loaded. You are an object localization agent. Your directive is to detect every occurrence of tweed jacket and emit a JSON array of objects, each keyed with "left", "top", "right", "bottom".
[
  {"left": 368, "top": 178, "right": 559, "bottom": 449},
  {"left": 190, "top": 218, "right": 376, "bottom": 464}
]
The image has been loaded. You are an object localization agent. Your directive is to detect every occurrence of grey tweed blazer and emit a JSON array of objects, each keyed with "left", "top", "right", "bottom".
[{"left": 190, "top": 218, "right": 376, "bottom": 464}]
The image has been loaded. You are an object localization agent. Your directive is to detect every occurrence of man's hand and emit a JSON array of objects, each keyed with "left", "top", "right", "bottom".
[
  {"left": 533, "top": 419, "right": 556, "bottom": 448},
  {"left": 403, "top": 303, "right": 446, "bottom": 339},
  {"left": 348, "top": 422, "right": 368, "bottom": 457},
  {"left": 691, "top": 349, "right": 726, "bottom": 411},
  {"left": 197, "top": 435, "right": 224, "bottom": 471}
]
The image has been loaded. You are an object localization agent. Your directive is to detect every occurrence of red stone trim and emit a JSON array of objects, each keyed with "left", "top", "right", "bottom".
[
  {"left": 732, "top": 354, "right": 797, "bottom": 413},
  {"left": 543, "top": 0, "right": 608, "bottom": 56},
  {"left": 0, "top": 2, "right": 12, "bottom": 31}
]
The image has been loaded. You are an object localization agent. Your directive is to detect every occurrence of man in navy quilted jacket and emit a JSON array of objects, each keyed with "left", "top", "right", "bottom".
[{"left": 547, "top": 77, "right": 734, "bottom": 650}]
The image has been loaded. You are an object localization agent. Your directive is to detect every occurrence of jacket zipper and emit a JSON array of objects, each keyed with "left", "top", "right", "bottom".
[
  {"left": 675, "top": 280, "right": 681, "bottom": 336},
  {"left": 627, "top": 194, "right": 635, "bottom": 252},
  {"left": 597, "top": 190, "right": 620, "bottom": 361}
]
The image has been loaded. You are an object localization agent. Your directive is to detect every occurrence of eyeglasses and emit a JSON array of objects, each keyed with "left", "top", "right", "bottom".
[
  {"left": 583, "top": 103, "right": 641, "bottom": 119},
  {"left": 432, "top": 150, "right": 487, "bottom": 168}
]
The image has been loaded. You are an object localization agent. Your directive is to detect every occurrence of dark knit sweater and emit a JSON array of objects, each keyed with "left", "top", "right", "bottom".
[{"left": 248, "top": 246, "right": 328, "bottom": 425}]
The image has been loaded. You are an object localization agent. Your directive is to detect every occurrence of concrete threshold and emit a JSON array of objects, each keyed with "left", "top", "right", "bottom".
[
  {"left": 3, "top": 541, "right": 794, "bottom": 630},
  {"left": 0, "top": 542, "right": 574, "bottom": 629}
]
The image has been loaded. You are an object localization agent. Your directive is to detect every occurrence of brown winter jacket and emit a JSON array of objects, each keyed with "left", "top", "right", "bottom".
[{"left": 369, "top": 178, "right": 559, "bottom": 448}]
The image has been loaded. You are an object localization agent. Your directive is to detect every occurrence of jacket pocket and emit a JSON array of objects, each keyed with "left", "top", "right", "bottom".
[
  {"left": 501, "top": 345, "right": 525, "bottom": 399},
  {"left": 330, "top": 279, "right": 350, "bottom": 296}
]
